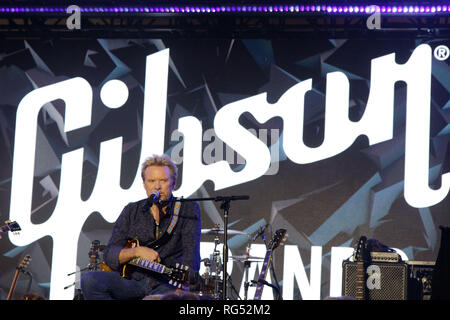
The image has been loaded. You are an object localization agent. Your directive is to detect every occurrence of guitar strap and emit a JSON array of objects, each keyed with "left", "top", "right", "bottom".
[
  {"left": 146, "top": 199, "right": 182, "bottom": 249},
  {"left": 166, "top": 200, "right": 181, "bottom": 234}
]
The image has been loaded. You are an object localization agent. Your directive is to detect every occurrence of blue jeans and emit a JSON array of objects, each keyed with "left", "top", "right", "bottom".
[{"left": 80, "top": 271, "right": 175, "bottom": 300}]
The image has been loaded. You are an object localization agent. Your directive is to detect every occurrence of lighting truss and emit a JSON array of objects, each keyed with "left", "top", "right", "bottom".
[
  {"left": 0, "top": 3, "right": 449, "bottom": 15},
  {"left": 0, "top": 2, "right": 448, "bottom": 38}
]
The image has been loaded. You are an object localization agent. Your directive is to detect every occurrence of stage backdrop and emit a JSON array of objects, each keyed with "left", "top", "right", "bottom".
[{"left": 0, "top": 38, "right": 449, "bottom": 300}]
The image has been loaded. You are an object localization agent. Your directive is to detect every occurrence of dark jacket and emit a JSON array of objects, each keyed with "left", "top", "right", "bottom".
[{"left": 103, "top": 197, "right": 201, "bottom": 288}]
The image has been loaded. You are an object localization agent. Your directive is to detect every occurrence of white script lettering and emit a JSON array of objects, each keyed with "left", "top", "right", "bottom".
[{"left": 8, "top": 44, "right": 448, "bottom": 299}]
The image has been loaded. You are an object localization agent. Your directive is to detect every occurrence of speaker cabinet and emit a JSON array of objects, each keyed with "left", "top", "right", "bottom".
[{"left": 342, "top": 261, "right": 411, "bottom": 300}]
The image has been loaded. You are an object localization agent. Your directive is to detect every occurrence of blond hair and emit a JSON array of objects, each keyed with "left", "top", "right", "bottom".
[{"left": 140, "top": 154, "right": 178, "bottom": 186}]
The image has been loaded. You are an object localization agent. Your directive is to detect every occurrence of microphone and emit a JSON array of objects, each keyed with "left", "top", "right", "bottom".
[
  {"left": 143, "top": 190, "right": 160, "bottom": 211},
  {"left": 252, "top": 224, "right": 269, "bottom": 241},
  {"left": 148, "top": 190, "right": 160, "bottom": 205}
]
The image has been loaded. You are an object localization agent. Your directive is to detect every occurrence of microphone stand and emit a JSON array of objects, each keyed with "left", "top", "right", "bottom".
[
  {"left": 164, "top": 194, "right": 249, "bottom": 300},
  {"left": 65, "top": 262, "right": 100, "bottom": 290},
  {"left": 220, "top": 198, "right": 230, "bottom": 300},
  {"left": 65, "top": 266, "right": 87, "bottom": 290},
  {"left": 67, "top": 264, "right": 92, "bottom": 276},
  {"left": 23, "top": 270, "right": 33, "bottom": 295}
]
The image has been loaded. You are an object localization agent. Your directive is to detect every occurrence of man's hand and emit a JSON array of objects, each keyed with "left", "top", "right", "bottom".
[
  {"left": 119, "top": 246, "right": 160, "bottom": 264},
  {"left": 135, "top": 246, "right": 161, "bottom": 263}
]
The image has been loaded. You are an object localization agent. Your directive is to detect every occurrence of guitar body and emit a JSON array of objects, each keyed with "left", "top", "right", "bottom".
[
  {"left": 100, "top": 200, "right": 181, "bottom": 277},
  {"left": 99, "top": 239, "right": 142, "bottom": 275},
  {"left": 121, "top": 239, "right": 140, "bottom": 279},
  {"left": 100, "top": 260, "right": 113, "bottom": 272},
  {"left": 100, "top": 239, "right": 190, "bottom": 289}
]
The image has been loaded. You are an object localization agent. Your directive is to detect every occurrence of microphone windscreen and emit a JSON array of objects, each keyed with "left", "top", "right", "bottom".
[{"left": 150, "top": 190, "right": 160, "bottom": 201}]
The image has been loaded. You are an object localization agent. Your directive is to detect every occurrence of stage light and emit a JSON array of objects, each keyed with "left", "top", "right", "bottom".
[{"left": 0, "top": 3, "right": 448, "bottom": 16}]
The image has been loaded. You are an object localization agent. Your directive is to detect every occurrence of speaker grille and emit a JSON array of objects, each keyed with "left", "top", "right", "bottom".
[{"left": 343, "top": 261, "right": 408, "bottom": 300}]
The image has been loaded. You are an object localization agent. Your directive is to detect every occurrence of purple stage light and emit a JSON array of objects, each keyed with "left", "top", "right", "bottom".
[{"left": 0, "top": 3, "right": 448, "bottom": 16}]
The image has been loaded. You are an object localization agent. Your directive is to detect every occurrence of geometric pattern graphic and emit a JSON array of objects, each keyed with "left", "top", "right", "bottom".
[{"left": 0, "top": 38, "right": 449, "bottom": 299}]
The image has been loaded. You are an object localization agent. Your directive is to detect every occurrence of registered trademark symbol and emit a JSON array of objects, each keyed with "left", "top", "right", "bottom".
[{"left": 434, "top": 45, "right": 450, "bottom": 61}]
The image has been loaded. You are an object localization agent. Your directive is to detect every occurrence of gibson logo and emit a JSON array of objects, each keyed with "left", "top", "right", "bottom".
[{"left": 8, "top": 44, "right": 449, "bottom": 299}]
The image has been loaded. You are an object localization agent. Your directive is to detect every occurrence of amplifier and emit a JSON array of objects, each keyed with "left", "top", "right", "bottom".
[
  {"left": 370, "top": 252, "right": 400, "bottom": 263},
  {"left": 342, "top": 261, "right": 417, "bottom": 300},
  {"left": 406, "top": 261, "right": 435, "bottom": 300}
]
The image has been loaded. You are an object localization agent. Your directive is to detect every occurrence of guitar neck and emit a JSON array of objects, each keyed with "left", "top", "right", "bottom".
[
  {"left": 121, "top": 240, "right": 189, "bottom": 288},
  {"left": 7, "top": 255, "right": 31, "bottom": 300},
  {"left": 128, "top": 257, "right": 169, "bottom": 275},
  {"left": 253, "top": 249, "right": 273, "bottom": 300},
  {"left": 7, "top": 270, "right": 21, "bottom": 300},
  {"left": 355, "top": 261, "right": 366, "bottom": 300},
  {"left": 1, "top": 221, "right": 20, "bottom": 234},
  {"left": 354, "top": 236, "right": 368, "bottom": 300}
]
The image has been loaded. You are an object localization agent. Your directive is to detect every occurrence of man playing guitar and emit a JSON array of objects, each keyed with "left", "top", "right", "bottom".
[{"left": 81, "top": 154, "right": 201, "bottom": 299}]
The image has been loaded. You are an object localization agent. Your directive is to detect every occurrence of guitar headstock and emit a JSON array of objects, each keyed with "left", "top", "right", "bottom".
[
  {"left": 168, "top": 263, "right": 189, "bottom": 288},
  {"left": 2, "top": 220, "right": 21, "bottom": 234},
  {"left": 18, "top": 255, "right": 31, "bottom": 271},
  {"left": 268, "top": 229, "right": 287, "bottom": 251},
  {"left": 88, "top": 240, "right": 102, "bottom": 270},
  {"left": 89, "top": 240, "right": 101, "bottom": 254},
  {"left": 353, "top": 236, "right": 368, "bottom": 262}
]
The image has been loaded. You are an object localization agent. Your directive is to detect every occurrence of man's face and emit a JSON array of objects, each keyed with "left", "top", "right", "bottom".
[{"left": 143, "top": 165, "right": 174, "bottom": 201}]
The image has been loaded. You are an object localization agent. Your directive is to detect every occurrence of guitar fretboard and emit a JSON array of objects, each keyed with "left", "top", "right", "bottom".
[
  {"left": 355, "top": 261, "right": 365, "bottom": 300},
  {"left": 129, "top": 258, "right": 167, "bottom": 274},
  {"left": 1, "top": 225, "right": 13, "bottom": 233},
  {"left": 253, "top": 249, "right": 273, "bottom": 300},
  {"left": 1, "top": 221, "right": 20, "bottom": 233}
]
